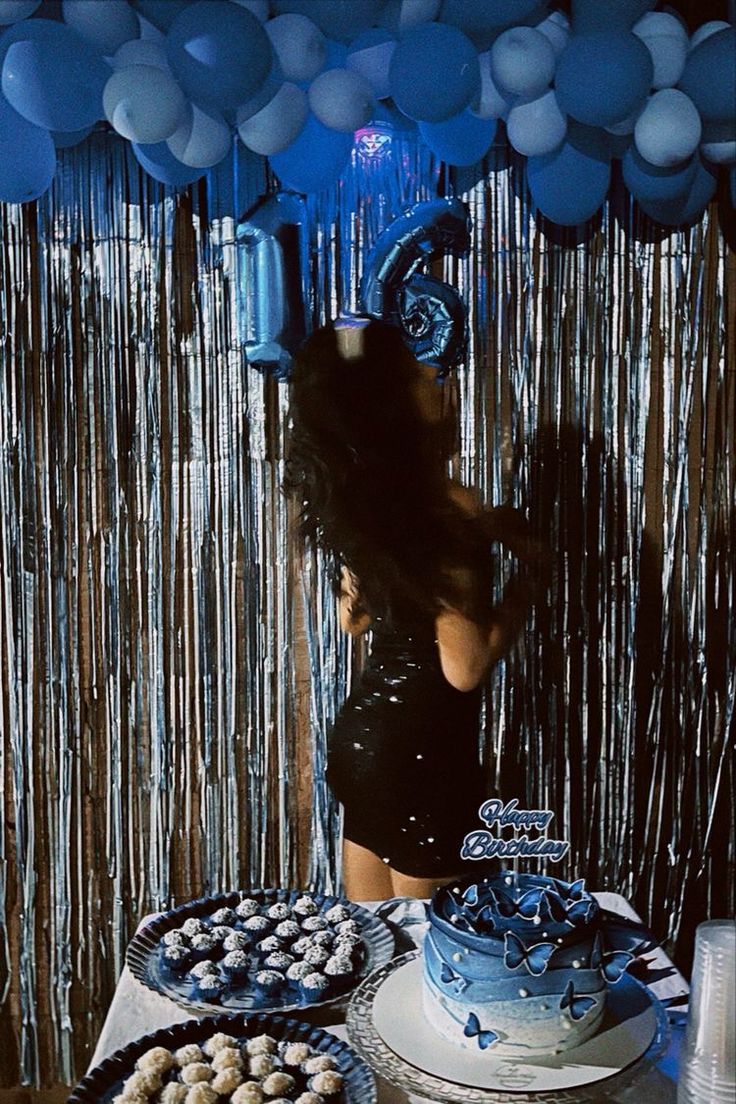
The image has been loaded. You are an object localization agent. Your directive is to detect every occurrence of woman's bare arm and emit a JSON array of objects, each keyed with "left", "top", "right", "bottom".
[{"left": 339, "top": 566, "right": 372, "bottom": 636}]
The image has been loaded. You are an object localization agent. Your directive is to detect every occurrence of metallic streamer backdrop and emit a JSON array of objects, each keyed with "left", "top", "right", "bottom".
[{"left": 0, "top": 131, "right": 733, "bottom": 1085}]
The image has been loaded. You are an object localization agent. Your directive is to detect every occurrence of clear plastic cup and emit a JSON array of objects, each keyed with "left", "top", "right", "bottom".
[{"left": 677, "top": 920, "right": 736, "bottom": 1104}]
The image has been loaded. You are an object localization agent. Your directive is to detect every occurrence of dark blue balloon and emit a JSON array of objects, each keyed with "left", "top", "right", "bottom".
[
  {"left": 556, "top": 31, "right": 652, "bottom": 127},
  {"left": 52, "top": 124, "right": 93, "bottom": 148},
  {"left": 132, "top": 141, "right": 207, "bottom": 187},
  {"left": 269, "top": 113, "right": 353, "bottom": 193},
  {"left": 418, "top": 109, "right": 497, "bottom": 166},
  {"left": 636, "top": 156, "right": 718, "bottom": 226},
  {"left": 527, "top": 122, "right": 611, "bottom": 225},
  {"left": 130, "top": 0, "right": 190, "bottom": 33},
  {"left": 399, "top": 273, "right": 467, "bottom": 375},
  {"left": 622, "top": 146, "right": 697, "bottom": 203},
  {"left": 0, "top": 91, "right": 56, "bottom": 202},
  {"left": 167, "top": 1, "right": 273, "bottom": 112},
  {"left": 678, "top": 28, "right": 736, "bottom": 125},
  {"left": 274, "top": 0, "right": 384, "bottom": 44},
  {"left": 439, "top": 0, "right": 543, "bottom": 50},
  {"left": 571, "top": 0, "right": 656, "bottom": 30},
  {"left": 0, "top": 18, "right": 109, "bottom": 131},
  {"left": 389, "top": 22, "right": 480, "bottom": 123}
]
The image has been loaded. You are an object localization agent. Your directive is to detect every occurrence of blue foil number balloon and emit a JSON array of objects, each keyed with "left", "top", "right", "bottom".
[{"left": 359, "top": 197, "right": 471, "bottom": 374}]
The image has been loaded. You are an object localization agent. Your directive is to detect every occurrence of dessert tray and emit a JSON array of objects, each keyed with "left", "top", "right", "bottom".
[
  {"left": 68, "top": 1012, "right": 377, "bottom": 1104},
  {"left": 346, "top": 951, "right": 670, "bottom": 1103},
  {"left": 127, "top": 887, "right": 396, "bottom": 1015}
]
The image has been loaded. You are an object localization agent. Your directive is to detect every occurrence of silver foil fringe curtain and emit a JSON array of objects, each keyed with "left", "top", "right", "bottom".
[{"left": 0, "top": 131, "right": 734, "bottom": 1084}]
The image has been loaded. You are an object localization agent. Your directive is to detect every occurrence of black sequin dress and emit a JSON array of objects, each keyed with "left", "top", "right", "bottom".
[{"left": 326, "top": 599, "right": 487, "bottom": 878}]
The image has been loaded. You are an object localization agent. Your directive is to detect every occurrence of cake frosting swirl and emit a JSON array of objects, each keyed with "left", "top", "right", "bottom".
[{"left": 423, "top": 871, "right": 611, "bottom": 1055}]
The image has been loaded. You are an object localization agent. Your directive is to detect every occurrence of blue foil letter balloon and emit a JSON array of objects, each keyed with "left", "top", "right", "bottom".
[
  {"left": 236, "top": 192, "right": 308, "bottom": 380},
  {"left": 359, "top": 198, "right": 471, "bottom": 376}
]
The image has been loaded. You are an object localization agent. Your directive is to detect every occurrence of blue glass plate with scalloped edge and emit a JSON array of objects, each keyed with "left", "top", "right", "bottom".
[
  {"left": 126, "top": 887, "right": 396, "bottom": 1015},
  {"left": 68, "top": 1012, "right": 377, "bottom": 1104}
]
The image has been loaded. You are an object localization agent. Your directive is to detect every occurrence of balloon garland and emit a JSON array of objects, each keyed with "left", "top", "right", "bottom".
[{"left": 0, "top": 0, "right": 733, "bottom": 228}]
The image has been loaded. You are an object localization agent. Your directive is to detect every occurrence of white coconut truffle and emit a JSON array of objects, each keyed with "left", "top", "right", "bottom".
[
  {"left": 303, "top": 945, "right": 329, "bottom": 967},
  {"left": 334, "top": 919, "right": 359, "bottom": 936},
  {"left": 245, "top": 1033, "right": 278, "bottom": 1056},
  {"left": 295, "top": 1094, "right": 324, "bottom": 1104},
  {"left": 231, "top": 1084, "right": 265, "bottom": 1104},
  {"left": 159, "top": 1085, "right": 188, "bottom": 1104},
  {"left": 188, "top": 959, "right": 216, "bottom": 979},
  {"left": 162, "top": 930, "right": 188, "bottom": 947},
  {"left": 309, "top": 1069, "right": 344, "bottom": 1095},
  {"left": 324, "top": 904, "right": 350, "bottom": 924},
  {"left": 201, "top": 1032, "right": 238, "bottom": 1056},
  {"left": 235, "top": 898, "right": 261, "bottom": 919},
  {"left": 291, "top": 936, "right": 314, "bottom": 956},
  {"left": 174, "top": 1044, "right": 204, "bottom": 1067},
  {"left": 119, "top": 1089, "right": 148, "bottom": 1104},
  {"left": 301, "top": 915, "right": 328, "bottom": 932},
  {"left": 211, "top": 1067, "right": 244, "bottom": 1094},
  {"left": 123, "top": 1070, "right": 162, "bottom": 1096},
  {"left": 266, "top": 902, "right": 292, "bottom": 920},
  {"left": 257, "top": 935, "right": 282, "bottom": 955},
  {"left": 210, "top": 906, "right": 237, "bottom": 925},
  {"left": 262, "top": 1071, "right": 296, "bottom": 1096},
  {"left": 180, "top": 1062, "right": 214, "bottom": 1085},
  {"left": 244, "top": 915, "right": 272, "bottom": 934},
  {"left": 286, "top": 961, "right": 313, "bottom": 982},
  {"left": 282, "top": 1042, "right": 312, "bottom": 1066},
  {"left": 223, "top": 931, "right": 251, "bottom": 952},
  {"left": 324, "top": 954, "right": 354, "bottom": 978},
  {"left": 184, "top": 1086, "right": 217, "bottom": 1104},
  {"left": 211, "top": 1046, "right": 244, "bottom": 1072},
  {"left": 303, "top": 1055, "right": 336, "bottom": 1074},
  {"left": 248, "top": 1054, "right": 275, "bottom": 1078},
  {"left": 292, "top": 896, "right": 319, "bottom": 917},
  {"left": 182, "top": 917, "right": 207, "bottom": 936}
]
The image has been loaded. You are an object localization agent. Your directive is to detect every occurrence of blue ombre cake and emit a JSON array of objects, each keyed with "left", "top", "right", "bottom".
[{"left": 423, "top": 872, "right": 612, "bottom": 1056}]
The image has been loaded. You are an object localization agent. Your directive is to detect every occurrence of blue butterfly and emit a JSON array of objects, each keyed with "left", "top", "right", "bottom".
[
  {"left": 560, "top": 979, "right": 597, "bottom": 1021},
  {"left": 552, "top": 877, "right": 586, "bottom": 901},
  {"left": 590, "top": 934, "right": 634, "bottom": 983},
  {"left": 543, "top": 890, "right": 591, "bottom": 926},
  {"left": 504, "top": 931, "right": 556, "bottom": 975},
  {"left": 463, "top": 1012, "right": 499, "bottom": 1050},
  {"left": 516, "top": 887, "right": 546, "bottom": 919},
  {"left": 441, "top": 963, "right": 460, "bottom": 984},
  {"left": 462, "top": 883, "right": 479, "bottom": 906},
  {"left": 489, "top": 888, "right": 517, "bottom": 918}
]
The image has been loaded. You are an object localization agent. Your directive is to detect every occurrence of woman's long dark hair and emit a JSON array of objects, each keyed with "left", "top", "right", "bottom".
[{"left": 284, "top": 318, "right": 545, "bottom": 626}]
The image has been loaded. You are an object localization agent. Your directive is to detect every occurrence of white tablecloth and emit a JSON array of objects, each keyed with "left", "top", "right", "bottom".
[{"left": 89, "top": 893, "right": 688, "bottom": 1103}]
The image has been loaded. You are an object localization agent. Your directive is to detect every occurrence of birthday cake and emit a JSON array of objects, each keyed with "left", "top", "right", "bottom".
[{"left": 423, "top": 872, "right": 630, "bottom": 1056}]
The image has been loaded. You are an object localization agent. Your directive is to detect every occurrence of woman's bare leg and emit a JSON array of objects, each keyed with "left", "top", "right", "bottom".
[
  {"left": 342, "top": 838, "right": 393, "bottom": 901},
  {"left": 389, "top": 867, "right": 457, "bottom": 899}
]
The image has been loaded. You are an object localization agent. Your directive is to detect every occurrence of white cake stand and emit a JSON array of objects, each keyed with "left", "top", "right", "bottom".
[{"left": 346, "top": 951, "right": 670, "bottom": 1103}]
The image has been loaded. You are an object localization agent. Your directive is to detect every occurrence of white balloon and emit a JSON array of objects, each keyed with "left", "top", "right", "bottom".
[
  {"left": 632, "top": 12, "right": 688, "bottom": 89},
  {"left": 534, "top": 9, "right": 569, "bottom": 57},
  {"left": 309, "top": 68, "right": 374, "bottom": 132},
  {"left": 470, "top": 51, "right": 510, "bottom": 120},
  {"left": 62, "top": 0, "right": 140, "bottom": 55},
  {"left": 701, "top": 137, "right": 736, "bottom": 163},
  {"left": 237, "top": 82, "right": 307, "bottom": 154},
  {"left": 634, "top": 89, "right": 702, "bottom": 167},
  {"left": 507, "top": 89, "right": 567, "bottom": 156},
  {"left": 347, "top": 35, "right": 396, "bottom": 100},
  {"left": 167, "top": 103, "right": 232, "bottom": 167},
  {"left": 491, "top": 27, "right": 555, "bottom": 102},
  {"left": 0, "top": 1, "right": 41, "bottom": 24},
  {"left": 689, "top": 20, "right": 731, "bottom": 51},
  {"left": 266, "top": 13, "right": 326, "bottom": 83},
  {"left": 230, "top": 0, "right": 269, "bottom": 20},
  {"left": 113, "top": 39, "right": 170, "bottom": 72},
  {"left": 380, "top": 0, "right": 441, "bottom": 31},
  {"left": 103, "top": 65, "right": 186, "bottom": 144}
]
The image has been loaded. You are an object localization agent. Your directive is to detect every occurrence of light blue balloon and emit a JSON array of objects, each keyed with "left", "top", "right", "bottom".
[
  {"left": 527, "top": 122, "right": 611, "bottom": 225},
  {"left": 506, "top": 89, "right": 567, "bottom": 156},
  {"left": 132, "top": 140, "right": 207, "bottom": 186},
  {"left": 269, "top": 112, "right": 353, "bottom": 193},
  {"left": 0, "top": 91, "right": 56, "bottom": 202},
  {"left": 632, "top": 11, "right": 688, "bottom": 89},
  {"left": 556, "top": 31, "right": 653, "bottom": 127},
  {"left": 389, "top": 22, "right": 480, "bottom": 123},
  {"left": 622, "top": 145, "right": 697, "bottom": 203},
  {"left": 490, "top": 27, "right": 555, "bottom": 102},
  {"left": 636, "top": 156, "right": 717, "bottom": 225},
  {"left": 0, "top": 19, "right": 109, "bottom": 131},
  {"left": 571, "top": 0, "right": 656, "bottom": 31},
  {"left": 678, "top": 28, "right": 736, "bottom": 125},
  {"left": 634, "top": 89, "right": 701, "bottom": 168},
  {"left": 62, "top": 0, "right": 140, "bottom": 56},
  {"left": 166, "top": 1, "right": 273, "bottom": 112},
  {"left": 418, "top": 109, "right": 497, "bottom": 165}
]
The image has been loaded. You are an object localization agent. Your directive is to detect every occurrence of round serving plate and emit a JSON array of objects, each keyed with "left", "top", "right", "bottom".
[
  {"left": 126, "top": 887, "right": 396, "bottom": 1015},
  {"left": 69, "top": 1012, "right": 377, "bottom": 1104},
  {"left": 346, "top": 951, "right": 670, "bottom": 1103}
]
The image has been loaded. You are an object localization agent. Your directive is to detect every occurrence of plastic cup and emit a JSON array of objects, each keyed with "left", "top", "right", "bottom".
[{"left": 677, "top": 920, "right": 736, "bottom": 1104}]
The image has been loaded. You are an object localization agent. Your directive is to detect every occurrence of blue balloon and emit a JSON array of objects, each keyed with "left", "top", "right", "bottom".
[
  {"left": 269, "top": 113, "right": 353, "bottom": 193},
  {"left": 527, "top": 122, "right": 611, "bottom": 225},
  {"left": 418, "top": 109, "right": 496, "bottom": 166},
  {"left": 678, "top": 28, "right": 736, "bottom": 125},
  {"left": 273, "top": 0, "right": 384, "bottom": 44},
  {"left": 399, "top": 273, "right": 467, "bottom": 376},
  {"left": 389, "top": 22, "right": 480, "bottom": 123},
  {"left": 132, "top": 140, "right": 207, "bottom": 187},
  {"left": 556, "top": 32, "right": 653, "bottom": 127},
  {"left": 571, "top": 0, "right": 656, "bottom": 31},
  {"left": 0, "top": 19, "right": 109, "bottom": 131},
  {"left": 635, "top": 156, "right": 718, "bottom": 225},
  {"left": 622, "top": 145, "right": 697, "bottom": 204},
  {"left": 0, "top": 91, "right": 56, "bottom": 202},
  {"left": 130, "top": 0, "right": 190, "bottom": 33},
  {"left": 52, "top": 124, "right": 93, "bottom": 148},
  {"left": 62, "top": 0, "right": 140, "bottom": 56},
  {"left": 166, "top": 1, "right": 273, "bottom": 112},
  {"left": 439, "top": 0, "right": 543, "bottom": 50}
]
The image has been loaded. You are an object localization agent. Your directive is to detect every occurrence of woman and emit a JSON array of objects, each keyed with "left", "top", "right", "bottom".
[{"left": 285, "top": 318, "right": 545, "bottom": 901}]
